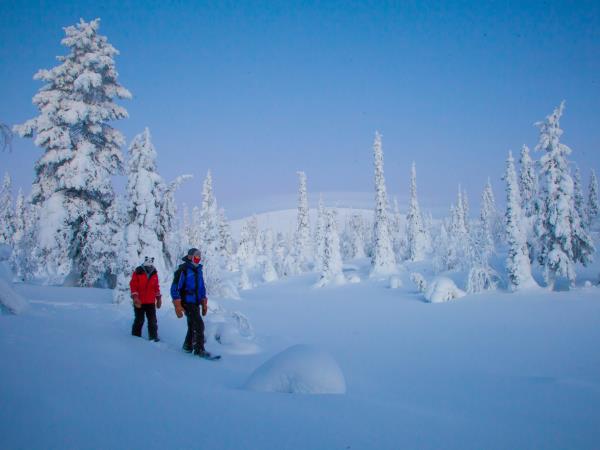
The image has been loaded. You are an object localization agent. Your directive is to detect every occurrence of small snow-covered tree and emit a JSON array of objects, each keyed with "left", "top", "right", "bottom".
[
  {"left": 0, "top": 172, "right": 14, "bottom": 245},
  {"left": 14, "top": 18, "right": 130, "bottom": 287},
  {"left": 292, "top": 171, "right": 312, "bottom": 271},
  {"left": 462, "top": 188, "right": 470, "bottom": 234},
  {"left": 587, "top": 169, "right": 599, "bottom": 226},
  {"left": 9, "top": 189, "right": 29, "bottom": 279},
  {"left": 519, "top": 145, "right": 538, "bottom": 218},
  {"left": 390, "top": 197, "right": 405, "bottom": 260},
  {"left": 406, "top": 162, "right": 430, "bottom": 261},
  {"left": 316, "top": 209, "right": 344, "bottom": 286},
  {"left": 504, "top": 151, "right": 535, "bottom": 290},
  {"left": 534, "top": 102, "right": 594, "bottom": 289},
  {"left": 371, "top": 131, "right": 396, "bottom": 276}
]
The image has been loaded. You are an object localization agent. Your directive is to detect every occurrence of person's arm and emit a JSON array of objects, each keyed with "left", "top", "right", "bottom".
[
  {"left": 154, "top": 274, "right": 162, "bottom": 309},
  {"left": 199, "top": 268, "right": 208, "bottom": 316},
  {"left": 171, "top": 269, "right": 186, "bottom": 318},
  {"left": 129, "top": 272, "right": 141, "bottom": 308}
]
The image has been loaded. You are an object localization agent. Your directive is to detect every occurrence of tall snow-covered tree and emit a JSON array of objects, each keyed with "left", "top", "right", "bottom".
[
  {"left": 342, "top": 212, "right": 366, "bottom": 260},
  {"left": 292, "top": 171, "right": 312, "bottom": 272},
  {"left": 534, "top": 102, "right": 594, "bottom": 289},
  {"left": 14, "top": 18, "right": 131, "bottom": 286},
  {"left": 261, "top": 228, "right": 278, "bottom": 282},
  {"left": 237, "top": 215, "right": 259, "bottom": 269},
  {"left": 504, "top": 151, "right": 535, "bottom": 290},
  {"left": 462, "top": 188, "right": 470, "bottom": 233},
  {"left": 519, "top": 145, "right": 537, "bottom": 217},
  {"left": 198, "top": 171, "right": 220, "bottom": 254},
  {"left": 406, "top": 162, "right": 430, "bottom": 261},
  {"left": 587, "top": 169, "right": 599, "bottom": 226},
  {"left": 316, "top": 209, "right": 344, "bottom": 286},
  {"left": 573, "top": 166, "right": 587, "bottom": 228},
  {"left": 371, "top": 131, "right": 396, "bottom": 276},
  {"left": 9, "top": 192, "right": 38, "bottom": 281},
  {"left": 218, "top": 208, "right": 236, "bottom": 271},
  {"left": 114, "top": 128, "right": 165, "bottom": 303},
  {"left": 0, "top": 172, "right": 14, "bottom": 245},
  {"left": 479, "top": 179, "right": 497, "bottom": 258},
  {"left": 181, "top": 204, "right": 192, "bottom": 248},
  {"left": 160, "top": 174, "right": 192, "bottom": 270},
  {"left": 314, "top": 195, "right": 326, "bottom": 270}
]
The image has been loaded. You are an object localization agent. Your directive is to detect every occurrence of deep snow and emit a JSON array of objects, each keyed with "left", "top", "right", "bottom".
[{"left": 1, "top": 259, "right": 600, "bottom": 449}]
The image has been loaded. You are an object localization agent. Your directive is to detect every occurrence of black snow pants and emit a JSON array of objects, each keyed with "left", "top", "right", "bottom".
[
  {"left": 132, "top": 304, "right": 158, "bottom": 340},
  {"left": 183, "top": 302, "right": 205, "bottom": 352}
]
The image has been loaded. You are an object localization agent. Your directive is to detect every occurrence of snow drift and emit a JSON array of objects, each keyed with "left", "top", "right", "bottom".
[
  {"left": 244, "top": 344, "right": 346, "bottom": 394},
  {"left": 0, "top": 253, "right": 28, "bottom": 314}
]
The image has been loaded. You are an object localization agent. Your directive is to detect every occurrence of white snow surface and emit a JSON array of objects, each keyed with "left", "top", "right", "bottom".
[
  {"left": 244, "top": 344, "right": 346, "bottom": 394},
  {"left": 1, "top": 257, "right": 600, "bottom": 449}
]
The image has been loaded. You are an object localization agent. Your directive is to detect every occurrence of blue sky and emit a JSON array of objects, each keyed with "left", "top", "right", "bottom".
[{"left": 1, "top": 0, "right": 599, "bottom": 218}]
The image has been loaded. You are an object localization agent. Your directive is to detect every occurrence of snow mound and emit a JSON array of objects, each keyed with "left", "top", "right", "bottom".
[
  {"left": 389, "top": 275, "right": 402, "bottom": 289},
  {"left": 0, "top": 262, "right": 28, "bottom": 314},
  {"left": 205, "top": 303, "right": 259, "bottom": 355},
  {"left": 424, "top": 277, "right": 466, "bottom": 303},
  {"left": 244, "top": 344, "right": 346, "bottom": 395}
]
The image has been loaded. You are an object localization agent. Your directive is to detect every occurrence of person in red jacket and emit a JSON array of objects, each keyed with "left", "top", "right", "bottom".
[{"left": 130, "top": 256, "right": 162, "bottom": 342}]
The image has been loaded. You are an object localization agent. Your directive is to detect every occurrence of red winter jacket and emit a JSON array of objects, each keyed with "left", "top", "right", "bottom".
[{"left": 129, "top": 266, "right": 161, "bottom": 304}]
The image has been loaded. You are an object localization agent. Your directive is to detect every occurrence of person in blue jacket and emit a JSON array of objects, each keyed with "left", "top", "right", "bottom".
[{"left": 171, "top": 248, "right": 212, "bottom": 357}]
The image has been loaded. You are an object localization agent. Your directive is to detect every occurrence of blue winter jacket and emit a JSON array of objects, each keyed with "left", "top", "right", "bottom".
[{"left": 170, "top": 261, "right": 207, "bottom": 304}]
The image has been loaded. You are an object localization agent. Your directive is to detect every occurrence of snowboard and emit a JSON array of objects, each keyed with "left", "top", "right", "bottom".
[{"left": 198, "top": 352, "right": 221, "bottom": 361}]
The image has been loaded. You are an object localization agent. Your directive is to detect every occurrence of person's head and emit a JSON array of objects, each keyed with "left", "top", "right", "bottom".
[
  {"left": 187, "top": 248, "right": 201, "bottom": 266},
  {"left": 143, "top": 256, "right": 155, "bottom": 270}
]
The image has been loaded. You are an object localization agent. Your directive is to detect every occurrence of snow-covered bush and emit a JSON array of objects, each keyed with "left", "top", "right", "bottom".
[
  {"left": 244, "top": 345, "right": 346, "bottom": 394},
  {"left": 466, "top": 266, "right": 497, "bottom": 294},
  {"left": 424, "top": 277, "right": 466, "bottom": 303},
  {"left": 410, "top": 272, "right": 427, "bottom": 293}
]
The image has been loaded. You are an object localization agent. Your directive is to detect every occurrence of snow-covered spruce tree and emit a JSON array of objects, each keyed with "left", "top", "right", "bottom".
[
  {"left": 462, "top": 188, "right": 470, "bottom": 234},
  {"left": 534, "top": 102, "right": 594, "bottom": 289},
  {"left": 9, "top": 189, "right": 27, "bottom": 278},
  {"left": 261, "top": 228, "right": 278, "bottom": 282},
  {"left": 519, "top": 145, "right": 538, "bottom": 218},
  {"left": 181, "top": 204, "right": 192, "bottom": 248},
  {"left": 237, "top": 215, "right": 259, "bottom": 269},
  {"left": 573, "top": 166, "right": 587, "bottom": 228},
  {"left": 341, "top": 212, "right": 366, "bottom": 260},
  {"left": 479, "top": 179, "right": 497, "bottom": 258},
  {"left": 316, "top": 209, "right": 344, "bottom": 286},
  {"left": 114, "top": 128, "right": 165, "bottom": 303},
  {"left": 390, "top": 197, "right": 405, "bottom": 261},
  {"left": 370, "top": 131, "right": 396, "bottom": 276},
  {"left": 218, "top": 207, "right": 236, "bottom": 272},
  {"left": 587, "top": 169, "right": 599, "bottom": 226},
  {"left": 406, "top": 162, "right": 430, "bottom": 262},
  {"left": 314, "top": 194, "right": 326, "bottom": 271},
  {"left": 190, "top": 206, "right": 201, "bottom": 248},
  {"left": 197, "top": 171, "right": 225, "bottom": 297},
  {"left": 15, "top": 18, "right": 131, "bottom": 287},
  {"left": 198, "top": 171, "right": 220, "bottom": 255},
  {"left": 160, "top": 175, "right": 192, "bottom": 270},
  {"left": 0, "top": 172, "right": 15, "bottom": 245},
  {"left": 292, "top": 171, "right": 312, "bottom": 272},
  {"left": 504, "top": 150, "right": 535, "bottom": 290}
]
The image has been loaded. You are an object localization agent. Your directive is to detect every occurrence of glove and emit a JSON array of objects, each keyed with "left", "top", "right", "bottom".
[
  {"left": 156, "top": 294, "right": 162, "bottom": 309},
  {"left": 173, "top": 299, "right": 184, "bottom": 318},
  {"left": 131, "top": 293, "right": 141, "bottom": 309},
  {"left": 201, "top": 298, "right": 208, "bottom": 316}
]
